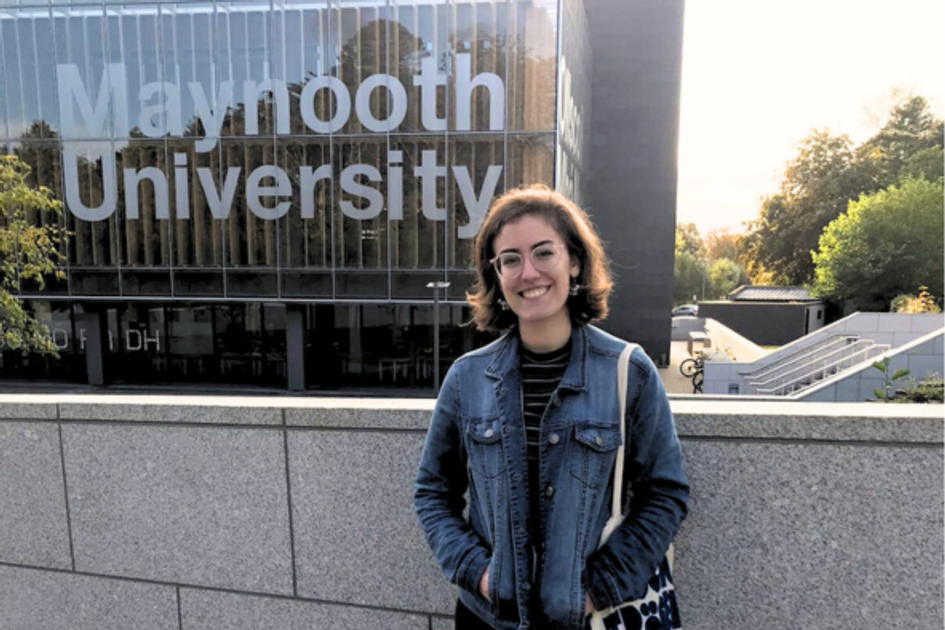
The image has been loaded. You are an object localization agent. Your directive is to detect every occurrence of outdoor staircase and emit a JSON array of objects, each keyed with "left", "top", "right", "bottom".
[{"left": 743, "top": 335, "right": 890, "bottom": 396}]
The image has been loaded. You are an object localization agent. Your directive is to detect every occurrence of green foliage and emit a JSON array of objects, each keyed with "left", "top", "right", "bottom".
[
  {"left": 742, "top": 95, "right": 943, "bottom": 287},
  {"left": 675, "top": 223, "right": 706, "bottom": 258},
  {"left": 891, "top": 286, "right": 942, "bottom": 314},
  {"left": 673, "top": 250, "right": 704, "bottom": 305},
  {"left": 0, "top": 155, "right": 66, "bottom": 355},
  {"left": 741, "top": 130, "right": 875, "bottom": 285},
  {"left": 870, "top": 357, "right": 911, "bottom": 400},
  {"left": 899, "top": 146, "right": 944, "bottom": 182},
  {"left": 859, "top": 95, "right": 944, "bottom": 189},
  {"left": 707, "top": 257, "right": 748, "bottom": 299},
  {"left": 812, "top": 178, "right": 944, "bottom": 311},
  {"left": 895, "top": 373, "right": 945, "bottom": 403}
]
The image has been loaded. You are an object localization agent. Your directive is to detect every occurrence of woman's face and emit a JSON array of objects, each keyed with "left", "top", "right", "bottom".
[{"left": 491, "top": 214, "right": 580, "bottom": 331}]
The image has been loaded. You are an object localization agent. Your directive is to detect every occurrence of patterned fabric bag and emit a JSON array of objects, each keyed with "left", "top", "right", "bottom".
[{"left": 588, "top": 343, "right": 682, "bottom": 630}]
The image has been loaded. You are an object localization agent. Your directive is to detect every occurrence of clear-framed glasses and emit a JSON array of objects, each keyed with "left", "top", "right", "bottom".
[{"left": 490, "top": 243, "right": 567, "bottom": 279}]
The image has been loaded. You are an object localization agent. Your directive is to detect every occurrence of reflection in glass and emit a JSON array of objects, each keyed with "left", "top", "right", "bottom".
[
  {"left": 507, "top": 0, "right": 557, "bottom": 132},
  {"left": 305, "top": 303, "right": 495, "bottom": 391}
]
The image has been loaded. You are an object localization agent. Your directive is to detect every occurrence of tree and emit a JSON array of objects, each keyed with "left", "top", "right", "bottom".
[
  {"left": 707, "top": 257, "right": 748, "bottom": 299},
  {"left": 812, "top": 178, "right": 944, "bottom": 311},
  {"left": 899, "top": 146, "right": 944, "bottom": 182},
  {"left": 741, "top": 130, "right": 875, "bottom": 285},
  {"left": 675, "top": 222, "right": 706, "bottom": 258},
  {"left": 859, "top": 95, "right": 945, "bottom": 189},
  {"left": 673, "top": 250, "right": 704, "bottom": 305},
  {"left": 742, "top": 96, "right": 943, "bottom": 286},
  {"left": 704, "top": 228, "right": 739, "bottom": 262},
  {"left": 0, "top": 156, "right": 66, "bottom": 353}
]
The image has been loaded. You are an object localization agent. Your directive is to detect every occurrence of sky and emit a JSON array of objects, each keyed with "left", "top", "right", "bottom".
[{"left": 676, "top": 0, "right": 945, "bottom": 236}]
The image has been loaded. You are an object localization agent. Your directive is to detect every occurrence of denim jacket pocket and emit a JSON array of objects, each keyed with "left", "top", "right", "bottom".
[
  {"left": 466, "top": 417, "right": 505, "bottom": 479},
  {"left": 568, "top": 421, "right": 622, "bottom": 488}
]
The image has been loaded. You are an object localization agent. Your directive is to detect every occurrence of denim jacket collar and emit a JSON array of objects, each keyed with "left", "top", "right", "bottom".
[{"left": 484, "top": 325, "right": 588, "bottom": 393}]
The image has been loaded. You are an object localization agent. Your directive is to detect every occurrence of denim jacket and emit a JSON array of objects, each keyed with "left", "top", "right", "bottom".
[
  {"left": 414, "top": 326, "right": 689, "bottom": 630},
  {"left": 414, "top": 324, "right": 689, "bottom": 630}
]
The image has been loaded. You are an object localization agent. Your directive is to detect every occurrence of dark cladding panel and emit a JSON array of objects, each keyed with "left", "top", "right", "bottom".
[{"left": 582, "top": 0, "right": 684, "bottom": 365}]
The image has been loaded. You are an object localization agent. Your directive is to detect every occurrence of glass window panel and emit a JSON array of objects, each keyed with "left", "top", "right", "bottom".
[
  {"left": 506, "top": 132, "right": 554, "bottom": 189},
  {"left": 117, "top": 139, "right": 171, "bottom": 267},
  {"left": 60, "top": 140, "right": 121, "bottom": 274},
  {"left": 390, "top": 0, "right": 448, "bottom": 134},
  {"left": 218, "top": 3, "right": 273, "bottom": 139},
  {"left": 450, "top": 0, "right": 509, "bottom": 133},
  {"left": 166, "top": 303, "right": 217, "bottom": 380},
  {"left": 507, "top": 0, "right": 556, "bottom": 132},
  {"left": 0, "top": 19, "right": 8, "bottom": 141},
  {"left": 0, "top": 301, "right": 86, "bottom": 383},
  {"left": 557, "top": 0, "right": 590, "bottom": 204},
  {"left": 277, "top": 137, "right": 334, "bottom": 298},
  {"left": 389, "top": 134, "right": 446, "bottom": 268},
  {"left": 161, "top": 3, "right": 216, "bottom": 144},
  {"left": 34, "top": 12, "right": 59, "bottom": 138},
  {"left": 220, "top": 136, "right": 277, "bottom": 271},
  {"left": 1, "top": 16, "right": 28, "bottom": 139},
  {"left": 334, "top": 3, "right": 392, "bottom": 135},
  {"left": 448, "top": 133, "right": 504, "bottom": 287},
  {"left": 277, "top": 137, "right": 333, "bottom": 270},
  {"left": 168, "top": 138, "right": 225, "bottom": 270},
  {"left": 110, "top": 303, "right": 168, "bottom": 383}
]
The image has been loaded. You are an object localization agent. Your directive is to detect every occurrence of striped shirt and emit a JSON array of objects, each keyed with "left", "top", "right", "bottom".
[{"left": 520, "top": 339, "right": 572, "bottom": 536}]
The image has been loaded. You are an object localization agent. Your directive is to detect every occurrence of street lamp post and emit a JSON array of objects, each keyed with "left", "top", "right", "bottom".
[{"left": 426, "top": 281, "right": 450, "bottom": 395}]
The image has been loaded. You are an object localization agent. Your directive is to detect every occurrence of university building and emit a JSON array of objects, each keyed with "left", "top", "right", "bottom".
[{"left": 0, "top": 0, "right": 684, "bottom": 392}]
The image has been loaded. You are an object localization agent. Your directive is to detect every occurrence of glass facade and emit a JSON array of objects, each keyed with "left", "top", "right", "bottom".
[{"left": 0, "top": 0, "right": 587, "bottom": 391}]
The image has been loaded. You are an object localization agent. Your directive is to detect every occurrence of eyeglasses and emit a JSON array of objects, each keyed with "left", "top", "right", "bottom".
[{"left": 490, "top": 243, "right": 566, "bottom": 279}]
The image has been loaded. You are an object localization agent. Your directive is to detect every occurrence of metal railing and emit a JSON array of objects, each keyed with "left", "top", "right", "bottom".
[
  {"left": 753, "top": 343, "right": 890, "bottom": 396},
  {"left": 744, "top": 335, "right": 860, "bottom": 384}
]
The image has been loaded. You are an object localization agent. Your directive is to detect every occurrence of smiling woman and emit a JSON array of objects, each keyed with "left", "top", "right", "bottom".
[{"left": 414, "top": 185, "right": 690, "bottom": 630}]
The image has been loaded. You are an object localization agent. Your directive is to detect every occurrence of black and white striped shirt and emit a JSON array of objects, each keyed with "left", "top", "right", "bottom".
[{"left": 520, "top": 339, "right": 571, "bottom": 535}]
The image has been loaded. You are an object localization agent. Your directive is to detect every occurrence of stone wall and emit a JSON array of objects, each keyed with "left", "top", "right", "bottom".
[{"left": 1, "top": 395, "right": 941, "bottom": 630}]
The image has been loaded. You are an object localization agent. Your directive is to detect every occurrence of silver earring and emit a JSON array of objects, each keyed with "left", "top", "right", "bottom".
[
  {"left": 569, "top": 281, "right": 582, "bottom": 297},
  {"left": 498, "top": 298, "right": 510, "bottom": 311}
]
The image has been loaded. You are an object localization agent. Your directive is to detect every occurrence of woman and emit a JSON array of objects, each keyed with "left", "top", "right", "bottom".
[{"left": 414, "top": 186, "right": 689, "bottom": 630}]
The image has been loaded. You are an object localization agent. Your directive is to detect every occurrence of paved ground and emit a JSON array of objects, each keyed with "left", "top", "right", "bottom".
[{"left": 658, "top": 341, "right": 699, "bottom": 395}]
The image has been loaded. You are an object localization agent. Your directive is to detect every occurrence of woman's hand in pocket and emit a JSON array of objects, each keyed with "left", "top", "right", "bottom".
[{"left": 479, "top": 565, "right": 491, "bottom": 602}]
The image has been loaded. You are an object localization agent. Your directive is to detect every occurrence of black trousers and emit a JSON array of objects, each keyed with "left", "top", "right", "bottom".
[
  {"left": 455, "top": 599, "right": 495, "bottom": 630},
  {"left": 455, "top": 599, "right": 592, "bottom": 630}
]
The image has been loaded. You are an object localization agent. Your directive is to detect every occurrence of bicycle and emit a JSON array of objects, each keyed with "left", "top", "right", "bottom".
[
  {"left": 692, "top": 368, "right": 704, "bottom": 394},
  {"left": 679, "top": 355, "right": 703, "bottom": 377}
]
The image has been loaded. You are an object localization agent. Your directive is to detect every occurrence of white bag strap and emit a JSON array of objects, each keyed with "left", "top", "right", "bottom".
[{"left": 598, "top": 342, "right": 637, "bottom": 547}]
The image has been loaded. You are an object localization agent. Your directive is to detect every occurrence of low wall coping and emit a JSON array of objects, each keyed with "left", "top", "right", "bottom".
[{"left": 0, "top": 394, "right": 939, "bottom": 444}]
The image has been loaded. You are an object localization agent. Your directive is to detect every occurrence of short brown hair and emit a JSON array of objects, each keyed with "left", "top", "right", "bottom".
[{"left": 467, "top": 185, "right": 613, "bottom": 332}]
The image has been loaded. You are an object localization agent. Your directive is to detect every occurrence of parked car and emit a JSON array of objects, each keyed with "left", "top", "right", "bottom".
[{"left": 672, "top": 304, "right": 699, "bottom": 317}]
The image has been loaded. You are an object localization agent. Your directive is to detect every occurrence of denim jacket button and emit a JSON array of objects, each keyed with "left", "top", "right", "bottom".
[
  {"left": 595, "top": 436, "right": 604, "bottom": 447},
  {"left": 545, "top": 485, "right": 555, "bottom": 498},
  {"left": 551, "top": 396, "right": 561, "bottom": 408},
  {"left": 484, "top": 428, "right": 494, "bottom": 438},
  {"left": 548, "top": 433, "right": 560, "bottom": 445}
]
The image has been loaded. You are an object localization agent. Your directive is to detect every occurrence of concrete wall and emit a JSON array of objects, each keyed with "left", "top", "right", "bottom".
[
  {"left": 671, "top": 317, "right": 705, "bottom": 342},
  {"left": 585, "top": 0, "right": 685, "bottom": 366},
  {"left": 703, "top": 318, "right": 768, "bottom": 362},
  {"left": 703, "top": 312, "right": 944, "bottom": 396},
  {"left": 1, "top": 395, "right": 941, "bottom": 630},
  {"left": 798, "top": 329, "right": 944, "bottom": 402},
  {"left": 697, "top": 302, "right": 811, "bottom": 346}
]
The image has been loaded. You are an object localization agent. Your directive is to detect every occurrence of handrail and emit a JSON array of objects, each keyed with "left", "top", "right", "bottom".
[
  {"left": 744, "top": 335, "right": 860, "bottom": 381},
  {"left": 755, "top": 345, "right": 889, "bottom": 396},
  {"left": 748, "top": 339, "right": 876, "bottom": 388}
]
